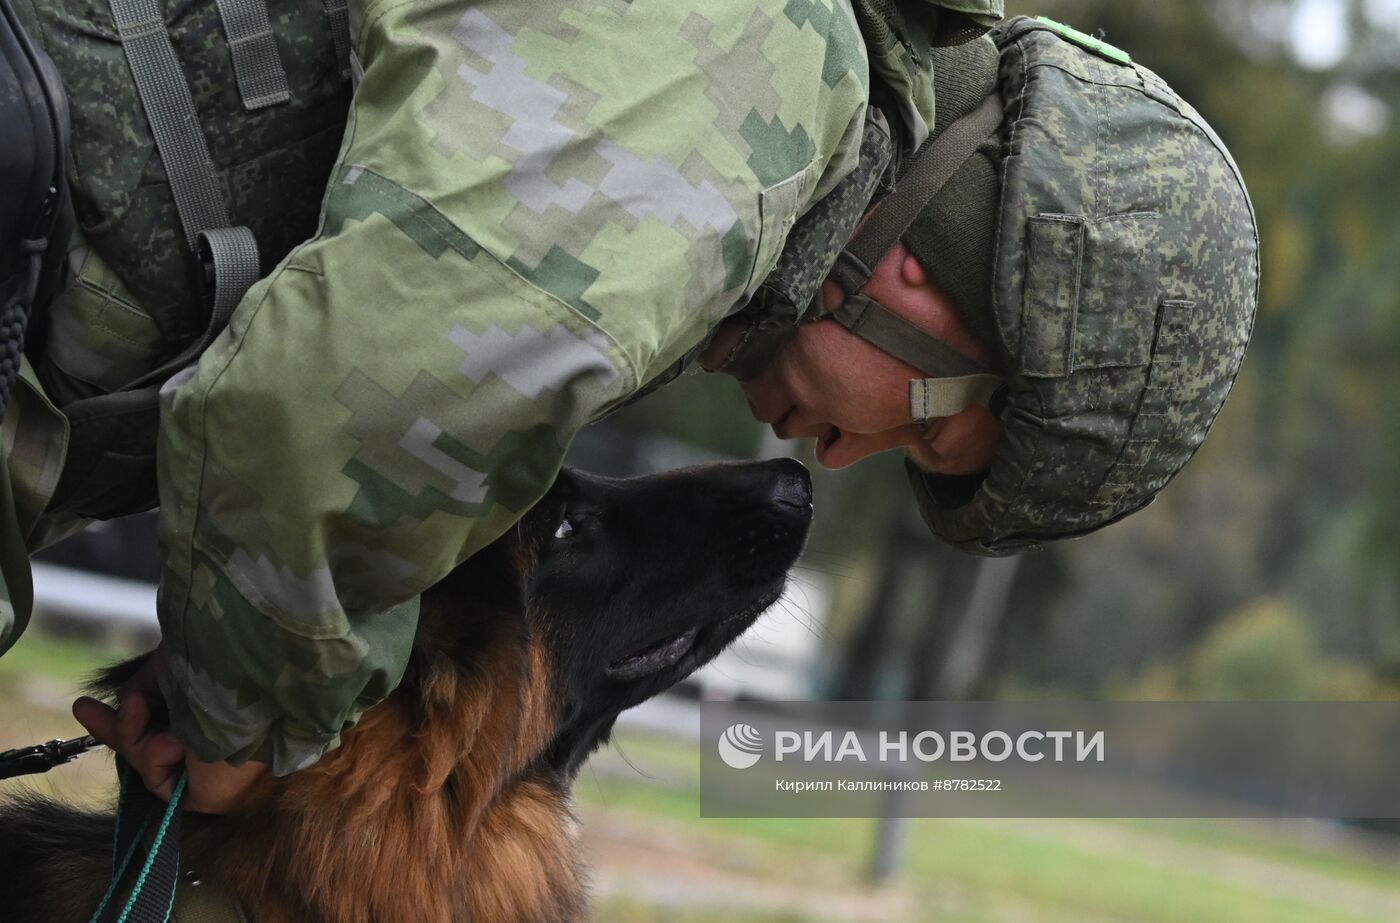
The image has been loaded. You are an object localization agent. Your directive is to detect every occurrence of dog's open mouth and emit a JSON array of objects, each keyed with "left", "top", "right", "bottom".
[
  {"left": 606, "top": 627, "right": 701, "bottom": 681},
  {"left": 604, "top": 588, "right": 786, "bottom": 682}
]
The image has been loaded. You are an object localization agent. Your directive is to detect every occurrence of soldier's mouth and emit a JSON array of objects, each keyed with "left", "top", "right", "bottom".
[
  {"left": 814, "top": 425, "right": 841, "bottom": 466},
  {"left": 770, "top": 407, "right": 797, "bottom": 438}
]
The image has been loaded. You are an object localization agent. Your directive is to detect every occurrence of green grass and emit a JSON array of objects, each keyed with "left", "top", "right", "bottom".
[
  {"left": 0, "top": 627, "right": 118, "bottom": 689},
  {"left": 581, "top": 725, "right": 1400, "bottom": 923},
  {"left": 901, "top": 820, "right": 1370, "bottom": 923},
  {"left": 594, "top": 900, "right": 819, "bottom": 923},
  {"left": 7, "top": 640, "right": 1400, "bottom": 923},
  {"left": 1115, "top": 817, "right": 1400, "bottom": 892}
]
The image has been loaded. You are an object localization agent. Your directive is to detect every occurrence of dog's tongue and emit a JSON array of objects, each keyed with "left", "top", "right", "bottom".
[{"left": 607, "top": 627, "right": 700, "bottom": 681}]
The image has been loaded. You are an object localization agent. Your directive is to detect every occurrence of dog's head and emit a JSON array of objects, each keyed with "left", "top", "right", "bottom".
[
  {"left": 415, "top": 458, "right": 813, "bottom": 779},
  {"left": 183, "top": 460, "right": 813, "bottom": 923}
]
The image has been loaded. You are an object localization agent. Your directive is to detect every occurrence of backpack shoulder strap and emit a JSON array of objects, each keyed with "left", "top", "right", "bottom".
[
  {"left": 213, "top": 0, "right": 292, "bottom": 109},
  {"left": 107, "top": 0, "right": 260, "bottom": 348}
]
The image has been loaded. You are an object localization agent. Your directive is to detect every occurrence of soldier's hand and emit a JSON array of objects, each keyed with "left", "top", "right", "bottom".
[
  {"left": 73, "top": 658, "right": 184, "bottom": 801},
  {"left": 73, "top": 655, "right": 268, "bottom": 813}
]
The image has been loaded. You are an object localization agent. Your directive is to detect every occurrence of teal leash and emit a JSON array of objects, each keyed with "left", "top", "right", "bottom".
[{"left": 89, "top": 764, "right": 187, "bottom": 923}]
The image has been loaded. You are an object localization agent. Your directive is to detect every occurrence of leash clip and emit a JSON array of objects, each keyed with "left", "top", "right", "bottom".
[{"left": 0, "top": 734, "right": 102, "bottom": 779}]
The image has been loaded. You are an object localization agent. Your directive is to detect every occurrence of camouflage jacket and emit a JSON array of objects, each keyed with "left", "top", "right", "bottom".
[{"left": 0, "top": 0, "right": 1002, "bottom": 774}]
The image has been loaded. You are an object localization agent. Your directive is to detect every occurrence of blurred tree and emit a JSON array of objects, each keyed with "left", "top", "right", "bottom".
[{"left": 986, "top": 0, "right": 1400, "bottom": 697}]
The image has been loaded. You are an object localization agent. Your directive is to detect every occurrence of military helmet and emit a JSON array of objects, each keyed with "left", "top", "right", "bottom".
[
  {"left": 910, "top": 17, "right": 1259, "bottom": 554},
  {"left": 721, "top": 15, "right": 1260, "bottom": 556}
]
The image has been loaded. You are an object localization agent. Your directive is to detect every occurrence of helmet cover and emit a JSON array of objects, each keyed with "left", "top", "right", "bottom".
[{"left": 910, "top": 17, "right": 1261, "bottom": 555}]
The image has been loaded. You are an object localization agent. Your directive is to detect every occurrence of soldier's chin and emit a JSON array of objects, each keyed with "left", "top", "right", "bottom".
[
  {"left": 906, "top": 440, "right": 994, "bottom": 480},
  {"left": 905, "top": 433, "right": 963, "bottom": 477},
  {"left": 903, "top": 444, "right": 936, "bottom": 476},
  {"left": 815, "top": 427, "right": 855, "bottom": 469}
]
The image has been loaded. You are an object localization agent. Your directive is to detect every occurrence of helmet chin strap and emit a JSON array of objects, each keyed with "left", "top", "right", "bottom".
[
  {"left": 831, "top": 294, "right": 1004, "bottom": 420},
  {"left": 826, "top": 92, "right": 1006, "bottom": 422}
]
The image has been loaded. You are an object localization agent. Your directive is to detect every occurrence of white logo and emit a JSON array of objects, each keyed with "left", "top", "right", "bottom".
[{"left": 718, "top": 724, "right": 764, "bottom": 769}]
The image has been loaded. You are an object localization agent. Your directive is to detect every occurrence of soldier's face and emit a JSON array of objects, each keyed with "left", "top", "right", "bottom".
[{"left": 705, "top": 242, "right": 1003, "bottom": 476}]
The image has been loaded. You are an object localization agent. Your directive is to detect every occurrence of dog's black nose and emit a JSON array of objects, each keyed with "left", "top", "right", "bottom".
[{"left": 765, "top": 457, "right": 812, "bottom": 510}]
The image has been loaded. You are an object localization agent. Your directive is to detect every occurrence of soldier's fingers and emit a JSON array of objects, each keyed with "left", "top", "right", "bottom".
[
  {"left": 141, "top": 730, "right": 185, "bottom": 769},
  {"left": 127, "top": 731, "right": 184, "bottom": 803},
  {"left": 132, "top": 755, "right": 177, "bottom": 803},
  {"left": 72, "top": 696, "right": 119, "bottom": 750},
  {"left": 116, "top": 687, "right": 149, "bottom": 749}
]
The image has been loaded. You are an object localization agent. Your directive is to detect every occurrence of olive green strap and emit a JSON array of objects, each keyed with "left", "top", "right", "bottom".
[
  {"left": 831, "top": 294, "right": 1003, "bottom": 421},
  {"left": 322, "top": 0, "right": 352, "bottom": 78},
  {"left": 832, "top": 295, "right": 993, "bottom": 380},
  {"left": 214, "top": 0, "right": 291, "bottom": 110},
  {"left": 126, "top": 229, "right": 258, "bottom": 391},
  {"left": 108, "top": 0, "right": 231, "bottom": 252},
  {"left": 108, "top": 0, "right": 260, "bottom": 379},
  {"left": 199, "top": 227, "right": 260, "bottom": 325},
  {"left": 0, "top": 449, "right": 33, "bottom": 655},
  {"left": 831, "top": 92, "right": 1004, "bottom": 295},
  {"left": 822, "top": 93, "right": 1006, "bottom": 421}
]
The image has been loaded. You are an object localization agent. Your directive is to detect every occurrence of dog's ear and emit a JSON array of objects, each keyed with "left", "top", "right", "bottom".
[
  {"left": 421, "top": 468, "right": 576, "bottom": 632},
  {"left": 416, "top": 525, "right": 533, "bottom": 657}
]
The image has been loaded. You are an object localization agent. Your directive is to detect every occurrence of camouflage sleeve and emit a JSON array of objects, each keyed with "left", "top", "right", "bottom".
[{"left": 155, "top": 0, "right": 870, "bottom": 774}]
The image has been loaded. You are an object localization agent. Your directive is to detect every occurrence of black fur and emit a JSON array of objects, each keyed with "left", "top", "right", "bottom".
[{"left": 0, "top": 459, "right": 813, "bottom": 921}]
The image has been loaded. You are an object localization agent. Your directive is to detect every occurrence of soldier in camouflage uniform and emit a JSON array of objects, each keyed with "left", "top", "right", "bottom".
[{"left": 0, "top": 0, "right": 1257, "bottom": 810}]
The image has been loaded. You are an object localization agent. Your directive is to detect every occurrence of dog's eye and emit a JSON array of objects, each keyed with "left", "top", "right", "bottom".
[{"left": 554, "top": 519, "right": 575, "bottom": 540}]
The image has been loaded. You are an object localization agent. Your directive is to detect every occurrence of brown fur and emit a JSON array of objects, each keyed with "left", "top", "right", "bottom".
[{"left": 184, "top": 574, "right": 584, "bottom": 923}]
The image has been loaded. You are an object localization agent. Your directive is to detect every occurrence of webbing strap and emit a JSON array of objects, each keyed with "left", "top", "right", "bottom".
[
  {"left": 909, "top": 375, "right": 1004, "bottom": 420},
  {"left": 108, "top": 0, "right": 232, "bottom": 252},
  {"left": 832, "top": 295, "right": 992, "bottom": 380},
  {"left": 322, "top": 0, "right": 352, "bottom": 78},
  {"left": 831, "top": 294, "right": 1004, "bottom": 421},
  {"left": 90, "top": 765, "right": 186, "bottom": 923},
  {"left": 214, "top": 0, "right": 291, "bottom": 110},
  {"left": 199, "top": 227, "right": 260, "bottom": 324},
  {"left": 831, "top": 92, "right": 1004, "bottom": 295},
  {"left": 1, "top": 240, "right": 44, "bottom": 424},
  {"left": 109, "top": 0, "right": 261, "bottom": 380},
  {"left": 127, "top": 227, "right": 260, "bottom": 390}
]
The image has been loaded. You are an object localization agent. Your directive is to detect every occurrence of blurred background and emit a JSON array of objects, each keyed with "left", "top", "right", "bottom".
[{"left": 5, "top": 0, "right": 1400, "bottom": 919}]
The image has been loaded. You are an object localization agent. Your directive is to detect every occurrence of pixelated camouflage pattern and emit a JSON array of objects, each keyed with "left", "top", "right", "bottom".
[
  {"left": 135, "top": 0, "right": 873, "bottom": 772},
  {"left": 850, "top": 0, "right": 1003, "bottom": 150},
  {"left": 0, "top": 0, "right": 998, "bottom": 767},
  {"left": 910, "top": 17, "right": 1260, "bottom": 555},
  {"left": 715, "top": 106, "right": 894, "bottom": 380},
  {"left": 9, "top": 0, "right": 351, "bottom": 345},
  {"left": 763, "top": 108, "right": 893, "bottom": 326}
]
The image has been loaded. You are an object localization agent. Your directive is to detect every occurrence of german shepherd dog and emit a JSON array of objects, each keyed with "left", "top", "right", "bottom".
[{"left": 0, "top": 459, "right": 813, "bottom": 922}]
